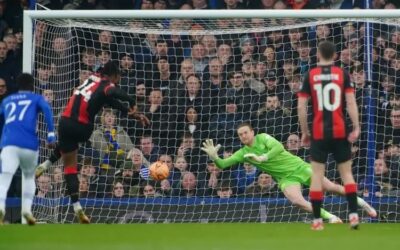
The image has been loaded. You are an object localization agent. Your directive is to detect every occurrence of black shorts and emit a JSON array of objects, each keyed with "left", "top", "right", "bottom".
[
  {"left": 310, "top": 139, "right": 351, "bottom": 164},
  {"left": 58, "top": 117, "right": 93, "bottom": 153}
]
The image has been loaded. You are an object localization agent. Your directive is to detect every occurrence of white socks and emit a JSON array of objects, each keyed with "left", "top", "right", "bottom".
[
  {"left": 21, "top": 172, "right": 36, "bottom": 215},
  {"left": 73, "top": 202, "right": 82, "bottom": 213},
  {"left": 356, "top": 197, "right": 367, "bottom": 208},
  {"left": 42, "top": 160, "right": 52, "bottom": 169},
  {"left": 0, "top": 172, "right": 13, "bottom": 213}
]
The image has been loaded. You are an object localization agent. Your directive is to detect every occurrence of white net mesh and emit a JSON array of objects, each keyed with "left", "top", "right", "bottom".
[{"left": 29, "top": 15, "right": 400, "bottom": 223}]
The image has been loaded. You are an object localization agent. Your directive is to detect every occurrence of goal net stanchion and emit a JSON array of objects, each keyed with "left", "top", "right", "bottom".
[{"left": 22, "top": 9, "right": 400, "bottom": 223}]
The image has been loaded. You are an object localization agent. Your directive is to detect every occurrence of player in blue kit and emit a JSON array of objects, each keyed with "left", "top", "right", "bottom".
[{"left": 0, "top": 73, "right": 55, "bottom": 225}]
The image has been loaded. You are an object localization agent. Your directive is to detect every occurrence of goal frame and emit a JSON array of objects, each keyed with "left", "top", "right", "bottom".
[
  {"left": 21, "top": 9, "right": 400, "bottom": 223},
  {"left": 23, "top": 9, "right": 400, "bottom": 73}
]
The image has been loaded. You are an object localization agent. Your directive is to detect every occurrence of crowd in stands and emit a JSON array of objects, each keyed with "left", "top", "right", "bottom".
[{"left": 1, "top": 0, "right": 400, "bottom": 200}]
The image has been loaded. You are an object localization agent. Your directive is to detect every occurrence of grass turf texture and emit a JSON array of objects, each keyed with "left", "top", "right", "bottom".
[{"left": 0, "top": 223, "right": 399, "bottom": 250}]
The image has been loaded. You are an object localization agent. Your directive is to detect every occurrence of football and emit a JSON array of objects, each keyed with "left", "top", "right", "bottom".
[{"left": 149, "top": 161, "right": 170, "bottom": 181}]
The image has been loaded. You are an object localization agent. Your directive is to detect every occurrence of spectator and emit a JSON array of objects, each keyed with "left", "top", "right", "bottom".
[
  {"left": 3, "top": 34, "right": 21, "bottom": 68},
  {"left": 216, "top": 43, "right": 235, "bottom": 72},
  {"left": 119, "top": 148, "right": 151, "bottom": 196},
  {"left": 190, "top": 43, "right": 208, "bottom": 74},
  {"left": 209, "top": 96, "right": 250, "bottom": 148},
  {"left": 201, "top": 35, "right": 218, "bottom": 59},
  {"left": 79, "top": 176, "right": 95, "bottom": 198},
  {"left": 75, "top": 65, "right": 93, "bottom": 88},
  {"left": 36, "top": 174, "right": 51, "bottom": 198},
  {"left": 0, "top": 41, "right": 18, "bottom": 93},
  {"left": 176, "top": 133, "right": 208, "bottom": 172},
  {"left": 171, "top": 59, "right": 195, "bottom": 97},
  {"left": 241, "top": 59, "right": 264, "bottom": 94},
  {"left": 111, "top": 180, "right": 129, "bottom": 198},
  {"left": 80, "top": 48, "right": 97, "bottom": 72},
  {"left": 140, "top": 135, "right": 164, "bottom": 163},
  {"left": 176, "top": 106, "right": 206, "bottom": 147},
  {"left": 134, "top": 82, "right": 147, "bottom": 114},
  {"left": 0, "top": 77, "right": 8, "bottom": 103},
  {"left": 198, "top": 161, "right": 223, "bottom": 196},
  {"left": 233, "top": 162, "right": 258, "bottom": 194},
  {"left": 35, "top": 62, "right": 53, "bottom": 90},
  {"left": 202, "top": 57, "right": 226, "bottom": 97},
  {"left": 377, "top": 107, "right": 400, "bottom": 148},
  {"left": 282, "top": 73, "right": 301, "bottom": 115},
  {"left": 223, "top": 0, "right": 245, "bottom": 9},
  {"left": 244, "top": 173, "right": 281, "bottom": 198},
  {"left": 239, "top": 36, "right": 256, "bottom": 64},
  {"left": 141, "top": 0, "right": 155, "bottom": 9},
  {"left": 159, "top": 154, "right": 181, "bottom": 185},
  {"left": 142, "top": 182, "right": 161, "bottom": 197},
  {"left": 217, "top": 181, "right": 234, "bottom": 198},
  {"left": 143, "top": 89, "right": 173, "bottom": 147},
  {"left": 159, "top": 179, "right": 172, "bottom": 197},
  {"left": 262, "top": 69, "right": 285, "bottom": 101},
  {"left": 285, "top": 133, "right": 309, "bottom": 159},
  {"left": 96, "top": 50, "right": 112, "bottom": 69},
  {"left": 175, "top": 74, "right": 211, "bottom": 125},
  {"left": 51, "top": 166, "right": 64, "bottom": 197},
  {"left": 254, "top": 94, "right": 294, "bottom": 142},
  {"left": 172, "top": 171, "right": 200, "bottom": 197},
  {"left": 190, "top": 0, "right": 210, "bottom": 9},
  {"left": 119, "top": 53, "right": 137, "bottom": 95},
  {"left": 90, "top": 108, "right": 134, "bottom": 173},
  {"left": 297, "top": 40, "right": 316, "bottom": 75},
  {"left": 42, "top": 88, "right": 54, "bottom": 105},
  {"left": 220, "top": 71, "right": 260, "bottom": 113},
  {"left": 371, "top": 159, "right": 398, "bottom": 197},
  {"left": 151, "top": 56, "right": 178, "bottom": 92}
]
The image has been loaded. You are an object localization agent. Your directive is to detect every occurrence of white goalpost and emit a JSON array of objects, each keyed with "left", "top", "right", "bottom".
[{"left": 21, "top": 9, "right": 400, "bottom": 223}]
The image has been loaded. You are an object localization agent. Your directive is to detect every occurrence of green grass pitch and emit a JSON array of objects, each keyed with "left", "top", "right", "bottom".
[{"left": 0, "top": 223, "right": 399, "bottom": 250}]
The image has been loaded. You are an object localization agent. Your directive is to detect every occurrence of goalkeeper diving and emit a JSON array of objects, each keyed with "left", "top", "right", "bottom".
[{"left": 201, "top": 123, "right": 377, "bottom": 223}]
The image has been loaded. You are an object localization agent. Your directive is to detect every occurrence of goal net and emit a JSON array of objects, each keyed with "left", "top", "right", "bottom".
[{"left": 24, "top": 10, "right": 400, "bottom": 223}]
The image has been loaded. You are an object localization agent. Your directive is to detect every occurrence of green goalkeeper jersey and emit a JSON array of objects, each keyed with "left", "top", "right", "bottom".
[{"left": 214, "top": 133, "right": 308, "bottom": 183}]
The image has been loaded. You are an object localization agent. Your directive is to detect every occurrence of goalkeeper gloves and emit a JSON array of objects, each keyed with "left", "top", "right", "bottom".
[
  {"left": 200, "top": 139, "right": 221, "bottom": 161},
  {"left": 244, "top": 153, "right": 268, "bottom": 163}
]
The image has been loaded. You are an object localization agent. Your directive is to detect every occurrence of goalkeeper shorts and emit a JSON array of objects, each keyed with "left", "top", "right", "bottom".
[{"left": 279, "top": 164, "right": 312, "bottom": 191}]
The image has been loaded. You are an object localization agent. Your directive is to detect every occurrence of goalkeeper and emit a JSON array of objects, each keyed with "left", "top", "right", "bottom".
[{"left": 201, "top": 123, "right": 376, "bottom": 223}]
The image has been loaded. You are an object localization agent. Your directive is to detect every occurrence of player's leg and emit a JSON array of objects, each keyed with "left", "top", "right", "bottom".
[
  {"left": 282, "top": 184, "right": 341, "bottom": 223},
  {"left": 309, "top": 140, "right": 328, "bottom": 230},
  {"left": 35, "top": 144, "right": 62, "bottom": 178},
  {"left": 0, "top": 146, "right": 21, "bottom": 224},
  {"left": 309, "top": 161, "right": 326, "bottom": 230},
  {"left": 19, "top": 148, "right": 39, "bottom": 225},
  {"left": 334, "top": 140, "right": 359, "bottom": 229},
  {"left": 58, "top": 118, "right": 90, "bottom": 224},
  {"left": 338, "top": 160, "right": 359, "bottom": 229},
  {"left": 62, "top": 149, "right": 89, "bottom": 224},
  {"left": 321, "top": 177, "right": 377, "bottom": 217}
]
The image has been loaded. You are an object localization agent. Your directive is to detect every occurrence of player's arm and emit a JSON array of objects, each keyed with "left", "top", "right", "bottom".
[
  {"left": 105, "top": 85, "right": 136, "bottom": 109},
  {"left": 263, "top": 134, "right": 285, "bottom": 160},
  {"left": 107, "top": 97, "right": 130, "bottom": 114},
  {"left": 346, "top": 92, "right": 359, "bottom": 129},
  {"left": 215, "top": 150, "right": 244, "bottom": 169},
  {"left": 297, "top": 72, "right": 311, "bottom": 136},
  {"left": 38, "top": 96, "right": 56, "bottom": 144},
  {"left": 105, "top": 85, "right": 150, "bottom": 126},
  {"left": 244, "top": 134, "right": 285, "bottom": 163},
  {"left": 200, "top": 139, "right": 243, "bottom": 169},
  {"left": 344, "top": 71, "right": 360, "bottom": 142},
  {"left": 297, "top": 72, "right": 311, "bottom": 147},
  {"left": 297, "top": 97, "right": 309, "bottom": 135}
]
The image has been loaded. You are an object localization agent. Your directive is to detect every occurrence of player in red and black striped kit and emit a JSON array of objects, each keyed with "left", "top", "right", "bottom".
[
  {"left": 58, "top": 61, "right": 148, "bottom": 223},
  {"left": 297, "top": 41, "right": 362, "bottom": 230}
]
